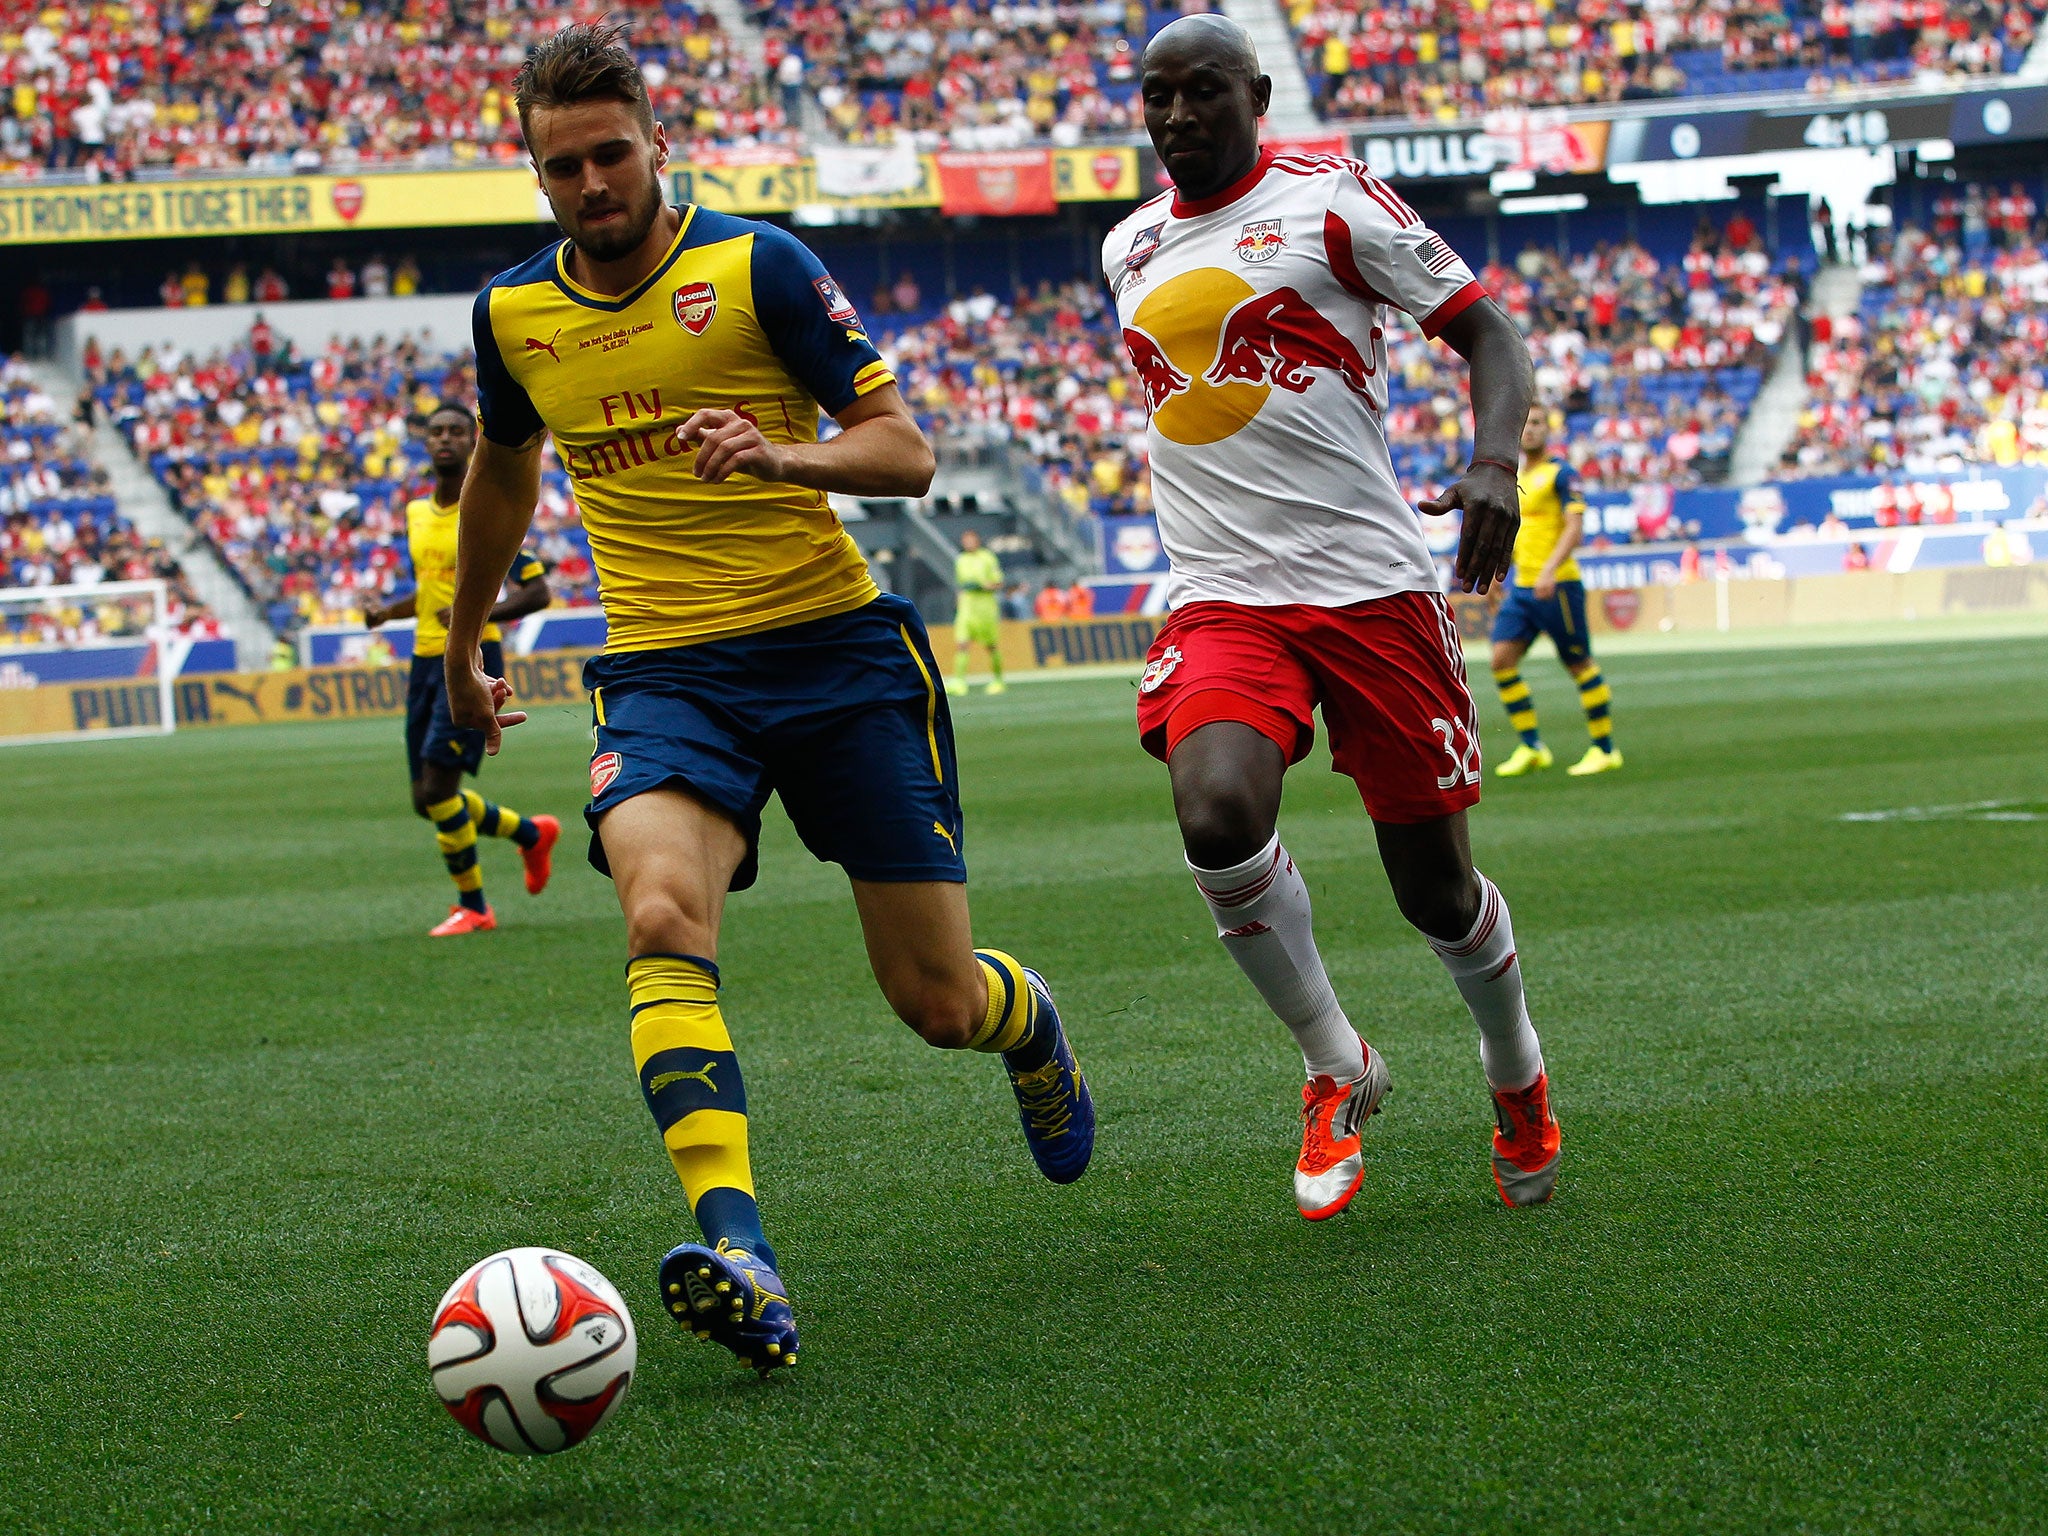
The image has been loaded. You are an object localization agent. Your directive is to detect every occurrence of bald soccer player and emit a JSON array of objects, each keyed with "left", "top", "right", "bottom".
[{"left": 1107, "top": 15, "right": 1562, "bottom": 1215}]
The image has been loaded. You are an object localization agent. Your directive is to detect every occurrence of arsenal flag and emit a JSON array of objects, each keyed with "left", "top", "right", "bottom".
[{"left": 936, "top": 150, "right": 1057, "bottom": 217}]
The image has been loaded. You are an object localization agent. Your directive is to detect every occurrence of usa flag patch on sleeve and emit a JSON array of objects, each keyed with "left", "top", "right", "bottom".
[{"left": 1417, "top": 235, "right": 1462, "bottom": 276}]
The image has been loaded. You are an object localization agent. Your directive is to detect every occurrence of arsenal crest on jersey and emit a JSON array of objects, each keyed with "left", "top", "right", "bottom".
[
  {"left": 672, "top": 281, "right": 716, "bottom": 336},
  {"left": 1235, "top": 220, "right": 1285, "bottom": 263}
]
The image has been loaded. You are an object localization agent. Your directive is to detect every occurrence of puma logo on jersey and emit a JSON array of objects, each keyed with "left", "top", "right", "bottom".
[
  {"left": 524, "top": 329, "right": 561, "bottom": 362},
  {"left": 932, "top": 820, "right": 958, "bottom": 853}
]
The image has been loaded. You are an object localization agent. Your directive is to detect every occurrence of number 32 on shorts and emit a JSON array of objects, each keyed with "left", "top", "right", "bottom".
[{"left": 1432, "top": 716, "right": 1482, "bottom": 790}]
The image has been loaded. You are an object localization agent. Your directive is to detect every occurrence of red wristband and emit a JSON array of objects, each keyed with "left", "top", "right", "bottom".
[{"left": 1469, "top": 457, "right": 1517, "bottom": 477}]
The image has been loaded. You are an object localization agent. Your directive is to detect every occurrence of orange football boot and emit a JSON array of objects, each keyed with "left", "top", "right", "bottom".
[
  {"left": 521, "top": 814, "right": 561, "bottom": 895},
  {"left": 1490, "top": 1071, "right": 1561, "bottom": 1206},
  {"left": 429, "top": 905, "right": 496, "bottom": 937},
  {"left": 1295, "top": 1041, "right": 1391, "bottom": 1220}
]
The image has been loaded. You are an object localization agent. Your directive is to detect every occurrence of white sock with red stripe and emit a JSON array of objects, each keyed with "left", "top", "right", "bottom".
[
  {"left": 1427, "top": 873, "right": 1543, "bottom": 1091},
  {"left": 1189, "top": 834, "right": 1365, "bottom": 1082}
]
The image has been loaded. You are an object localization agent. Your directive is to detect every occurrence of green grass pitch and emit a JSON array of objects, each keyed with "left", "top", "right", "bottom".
[{"left": 3, "top": 632, "right": 2045, "bottom": 1534}]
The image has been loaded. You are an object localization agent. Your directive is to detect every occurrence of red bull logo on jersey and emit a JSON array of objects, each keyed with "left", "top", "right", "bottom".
[
  {"left": 1205, "top": 286, "right": 1375, "bottom": 396},
  {"left": 1118, "top": 268, "right": 1380, "bottom": 445},
  {"left": 1120, "top": 327, "right": 1189, "bottom": 412},
  {"left": 1235, "top": 219, "right": 1285, "bottom": 263}
]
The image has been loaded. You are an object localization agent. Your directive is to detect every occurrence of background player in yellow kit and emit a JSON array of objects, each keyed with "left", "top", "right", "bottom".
[
  {"left": 1490, "top": 404, "right": 1623, "bottom": 778},
  {"left": 440, "top": 23, "right": 1093, "bottom": 1375},
  {"left": 364, "top": 403, "right": 559, "bottom": 934},
  {"left": 948, "top": 527, "right": 1005, "bottom": 696}
]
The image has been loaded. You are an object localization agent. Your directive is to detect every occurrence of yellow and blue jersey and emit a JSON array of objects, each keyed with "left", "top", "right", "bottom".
[
  {"left": 1512, "top": 457, "right": 1585, "bottom": 588},
  {"left": 472, "top": 205, "right": 896, "bottom": 652},
  {"left": 404, "top": 493, "right": 546, "bottom": 657}
]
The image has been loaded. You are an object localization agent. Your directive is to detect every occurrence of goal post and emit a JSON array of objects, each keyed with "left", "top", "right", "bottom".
[{"left": 0, "top": 578, "right": 178, "bottom": 746}]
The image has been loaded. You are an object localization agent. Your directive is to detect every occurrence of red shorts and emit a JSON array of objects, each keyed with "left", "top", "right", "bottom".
[{"left": 1135, "top": 592, "right": 1483, "bottom": 824}]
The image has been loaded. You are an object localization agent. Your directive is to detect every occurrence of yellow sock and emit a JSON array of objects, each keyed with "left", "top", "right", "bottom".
[
  {"left": 462, "top": 788, "right": 538, "bottom": 845},
  {"left": 1574, "top": 664, "right": 1615, "bottom": 751},
  {"left": 1493, "top": 667, "right": 1542, "bottom": 749},
  {"left": 627, "top": 954, "right": 772, "bottom": 1261},
  {"left": 427, "top": 794, "right": 485, "bottom": 911},
  {"left": 969, "top": 948, "right": 1036, "bottom": 1053}
]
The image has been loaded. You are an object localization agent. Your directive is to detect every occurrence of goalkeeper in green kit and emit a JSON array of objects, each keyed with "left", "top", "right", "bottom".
[{"left": 948, "top": 528, "right": 1006, "bottom": 696}]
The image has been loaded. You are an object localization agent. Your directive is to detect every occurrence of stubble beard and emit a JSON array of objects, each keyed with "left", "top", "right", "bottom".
[{"left": 570, "top": 178, "right": 662, "bottom": 264}]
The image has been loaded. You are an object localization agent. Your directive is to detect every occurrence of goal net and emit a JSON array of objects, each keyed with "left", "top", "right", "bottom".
[{"left": 0, "top": 578, "right": 177, "bottom": 745}]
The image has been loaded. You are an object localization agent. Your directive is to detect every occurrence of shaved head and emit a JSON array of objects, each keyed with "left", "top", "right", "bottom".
[
  {"left": 1143, "top": 13, "right": 1261, "bottom": 79},
  {"left": 1139, "top": 13, "right": 1269, "bottom": 201}
]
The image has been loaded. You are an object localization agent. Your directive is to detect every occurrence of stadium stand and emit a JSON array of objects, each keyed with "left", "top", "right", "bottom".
[
  {"left": 68, "top": 198, "right": 1805, "bottom": 632},
  {"left": 875, "top": 278, "right": 1151, "bottom": 525},
  {"left": 751, "top": 0, "right": 1146, "bottom": 146},
  {"left": 0, "top": 353, "right": 218, "bottom": 640},
  {"left": 1783, "top": 191, "right": 2048, "bottom": 479},
  {"left": 0, "top": 0, "right": 788, "bottom": 177},
  {"left": 86, "top": 325, "right": 596, "bottom": 633},
  {"left": 1286, "top": 0, "right": 2042, "bottom": 121},
  {"left": 1382, "top": 215, "right": 1798, "bottom": 503},
  {"left": 877, "top": 207, "right": 1794, "bottom": 544}
]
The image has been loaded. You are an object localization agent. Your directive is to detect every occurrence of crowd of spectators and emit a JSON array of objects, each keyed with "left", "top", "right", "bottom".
[
  {"left": 86, "top": 324, "right": 594, "bottom": 632},
  {"left": 49, "top": 204, "right": 1822, "bottom": 649},
  {"left": 1388, "top": 215, "right": 1799, "bottom": 500},
  {"left": 870, "top": 213, "right": 1795, "bottom": 556},
  {"left": 750, "top": 0, "right": 1146, "bottom": 148},
  {"left": 0, "top": 0, "right": 787, "bottom": 179},
  {"left": 0, "top": 352, "right": 217, "bottom": 642},
  {"left": 1290, "top": 0, "right": 2041, "bottom": 121},
  {"left": 1783, "top": 194, "right": 2048, "bottom": 479},
  {"left": 875, "top": 278, "right": 1153, "bottom": 527},
  {"left": 0, "top": 0, "right": 2035, "bottom": 176}
]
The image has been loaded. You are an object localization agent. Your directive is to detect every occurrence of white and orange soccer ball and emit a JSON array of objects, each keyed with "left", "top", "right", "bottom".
[{"left": 428, "top": 1247, "right": 636, "bottom": 1454}]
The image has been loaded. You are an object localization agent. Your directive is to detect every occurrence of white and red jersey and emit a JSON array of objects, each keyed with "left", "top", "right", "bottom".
[{"left": 1101, "top": 148, "right": 1485, "bottom": 610}]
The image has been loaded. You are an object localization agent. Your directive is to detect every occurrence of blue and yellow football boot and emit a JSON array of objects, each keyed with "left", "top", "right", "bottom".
[
  {"left": 1006, "top": 968, "right": 1095, "bottom": 1184},
  {"left": 657, "top": 1239, "right": 798, "bottom": 1377}
]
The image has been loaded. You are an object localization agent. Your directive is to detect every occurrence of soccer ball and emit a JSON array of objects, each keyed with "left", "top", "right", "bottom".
[{"left": 428, "top": 1247, "right": 636, "bottom": 1454}]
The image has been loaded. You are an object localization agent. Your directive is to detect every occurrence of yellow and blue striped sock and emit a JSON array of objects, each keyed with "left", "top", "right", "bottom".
[
  {"left": 1492, "top": 667, "right": 1543, "bottom": 749},
  {"left": 1574, "top": 663, "right": 1615, "bottom": 752},
  {"left": 971, "top": 948, "right": 1055, "bottom": 1071},
  {"left": 627, "top": 953, "right": 774, "bottom": 1268},
  {"left": 426, "top": 794, "right": 487, "bottom": 913},
  {"left": 462, "top": 788, "right": 540, "bottom": 849}
]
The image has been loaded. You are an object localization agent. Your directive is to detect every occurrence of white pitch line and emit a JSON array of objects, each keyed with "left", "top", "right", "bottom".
[{"left": 1839, "top": 799, "right": 2048, "bottom": 823}]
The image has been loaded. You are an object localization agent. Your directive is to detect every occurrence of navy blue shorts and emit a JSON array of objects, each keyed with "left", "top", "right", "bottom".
[
  {"left": 582, "top": 593, "right": 966, "bottom": 892},
  {"left": 406, "top": 640, "right": 503, "bottom": 779},
  {"left": 1490, "top": 580, "right": 1592, "bottom": 667}
]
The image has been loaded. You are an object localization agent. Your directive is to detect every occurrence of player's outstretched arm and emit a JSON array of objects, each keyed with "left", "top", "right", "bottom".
[
  {"left": 445, "top": 432, "right": 544, "bottom": 753},
  {"left": 679, "top": 383, "right": 935, "bottom": 498},
  {"left": 1422, "top": 298, "right": 1536, "bottom": 595}
]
